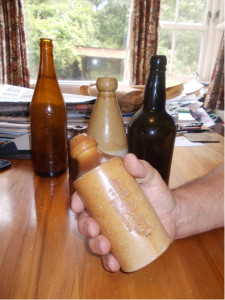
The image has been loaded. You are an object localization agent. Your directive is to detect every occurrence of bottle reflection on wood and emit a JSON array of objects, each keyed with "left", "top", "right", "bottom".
[
  {"left": 128, "top": 55, "right": 176, "bottom": 184},
  {"left": 67, "top": 125, "right": 87, "bottom": 180},
  {"left": 30, "top": 38, "right": 68, "bottom": 177}
]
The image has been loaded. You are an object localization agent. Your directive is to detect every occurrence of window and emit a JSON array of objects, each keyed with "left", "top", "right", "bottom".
[
  {"left": 158, "top": 0, "right": 224, "bottom": 82},
  {"left": 23, "top": 0, "right": 130, "bottom": 85},
  {"left": 23, "top": 0, "right": 224, "bottom": 90}
]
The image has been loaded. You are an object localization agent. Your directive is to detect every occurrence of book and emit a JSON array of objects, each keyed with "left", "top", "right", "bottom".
[
  {"left": 165, "top": 80, "right": 184, "bottom": 99},
  {"left": 130, "top": 80, "right": 183, "bottom": 100}
]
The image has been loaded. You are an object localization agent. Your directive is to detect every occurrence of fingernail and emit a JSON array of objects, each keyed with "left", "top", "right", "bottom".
[
  {"left": 96, "top": 240, "right": 104, "bottom": 254},
  {"left": 87, "top": 224, "right": 95, "bottom": 237}
]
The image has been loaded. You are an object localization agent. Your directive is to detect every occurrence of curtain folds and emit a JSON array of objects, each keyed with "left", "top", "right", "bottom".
[
  {"left": 205, "top": 33, "right": 224, "bottom": 111},
  {"left": 0, "top": 0, "right": 30, "bottom": 87},
  {"left": 124, "top": 0, "right": 160, "bottom": 85}
]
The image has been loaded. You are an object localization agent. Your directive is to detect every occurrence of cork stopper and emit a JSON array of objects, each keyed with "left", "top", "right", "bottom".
[
  {"left": 96, "top": 77, "right": 118, "bottom": 92},
  {"left": 70, "top": 133, "right": 98, "bottom": 159}
]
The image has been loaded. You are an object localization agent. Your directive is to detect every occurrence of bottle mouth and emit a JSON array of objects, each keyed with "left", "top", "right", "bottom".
[
  {"left": 150, "top": 55, "right": 167, "bottom": 68},
  {"left": 40, "top": 38, "right": 53, "bottom": 47},
  {"left": 96, "top": 77, "right": 118, "bottom": 92},
  {"left": 70, "top": 133, "right": 98, "bottom": 159}
]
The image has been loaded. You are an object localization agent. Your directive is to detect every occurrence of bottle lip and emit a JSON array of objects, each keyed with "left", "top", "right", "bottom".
[
  {"left": 96, "top": 77, "right": 118, "bottom": 92},
  {"left": 150, "top": 55, "right": 167, "bottom": 67},
  {"left": 70, "top": 133, "right": 98, "bottom": 159},
  {"left": 40, "top": 38, "right": 53, "bottom": 47}
]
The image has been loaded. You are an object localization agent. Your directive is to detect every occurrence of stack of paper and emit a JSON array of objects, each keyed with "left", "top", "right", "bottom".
[{"left": 0, "top": 84, "right": 96, "bottom": 141}]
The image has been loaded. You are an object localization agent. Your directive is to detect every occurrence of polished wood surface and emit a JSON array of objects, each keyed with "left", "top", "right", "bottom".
[{"left": 0, "top": 133, "right": 224, "bottom": 299}]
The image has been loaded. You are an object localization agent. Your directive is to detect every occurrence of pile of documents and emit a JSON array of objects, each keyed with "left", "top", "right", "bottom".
[
  {"left": 0, "top": 84, "right": 96, "bottom": 141},
  {"left": 0, "top": 80, "right": 214, "bottom": 143}
]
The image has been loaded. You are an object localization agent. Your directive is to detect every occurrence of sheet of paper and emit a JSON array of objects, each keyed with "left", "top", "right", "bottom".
[
  {"left": 178, "top": 112, "right": 196, "bottom": 121},
  {"left": 183, "top": 79, "right": 203, "bottom": 94},
  {"left": 0, "top": 84, "right": 96, "bottom": 103}
]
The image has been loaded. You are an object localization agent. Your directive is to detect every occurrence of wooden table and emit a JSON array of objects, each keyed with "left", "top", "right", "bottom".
[{"left": 0, "top": 133, "right": 224, "bottom": 299}]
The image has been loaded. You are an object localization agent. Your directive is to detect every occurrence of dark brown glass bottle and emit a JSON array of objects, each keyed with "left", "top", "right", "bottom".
[
  {"left": 128, "top": 55, "right": 176, "bottom": 184},
  {"left": 30, "top": 38, "right": 67, "bottom": 177}
]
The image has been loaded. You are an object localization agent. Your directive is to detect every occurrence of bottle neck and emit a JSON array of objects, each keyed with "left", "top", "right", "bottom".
[
  {"left": 143, "top": 67, "right": 166, "bottom": 111},
  {"left": 75, "top": 147, "right": 114, "bottom": 180},
  {"left": 38, "top": 43, "right": 57, "bottom": 79},
  {"left": 69, "top": 134, "right": 114, "bottom": 181}
]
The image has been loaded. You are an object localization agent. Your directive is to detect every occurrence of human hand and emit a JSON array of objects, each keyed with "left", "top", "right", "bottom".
[{"left": 71, "top": 153, "right": 177, "bottom": 272}]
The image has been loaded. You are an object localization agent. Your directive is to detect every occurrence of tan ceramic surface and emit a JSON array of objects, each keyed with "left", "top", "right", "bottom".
[
  {"left": 74, "top": 155, "right": 171, "bottom": 272},
  {"left": 87, "top": 77, "right": 128, "bottom": 157}
]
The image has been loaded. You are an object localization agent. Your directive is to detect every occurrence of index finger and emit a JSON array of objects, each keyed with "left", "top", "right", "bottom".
[{"left": 71, "top": 191, "right": 85, "bottom": 213}]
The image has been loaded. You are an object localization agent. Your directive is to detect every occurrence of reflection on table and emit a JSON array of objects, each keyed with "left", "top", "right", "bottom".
[{"left": 0, "top": 132, "right": 224, "bottom": 299}]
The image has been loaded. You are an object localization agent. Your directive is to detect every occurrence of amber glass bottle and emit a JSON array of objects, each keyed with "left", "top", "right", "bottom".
[
  {"left": 128, "top": 55, "right": 176, "bottom": 184},
  {"left": 30, "top": 38, "right": 67, "bottom": 177}
]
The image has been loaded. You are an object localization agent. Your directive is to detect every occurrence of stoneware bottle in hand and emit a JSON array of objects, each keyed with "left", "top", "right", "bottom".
[{"left": 70, "top": 133, "right": 171, "bottom": 273}]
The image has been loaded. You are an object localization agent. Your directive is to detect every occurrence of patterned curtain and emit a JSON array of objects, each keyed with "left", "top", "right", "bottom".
[
  {"left": 0, "top": 0, "right": 30, "bottom": 87},
  {"left": 124, "top": 0, "right": 160, "bottom": 85},
  {"left": 205, "top": 33, "right": 224, "bottom": 110}
]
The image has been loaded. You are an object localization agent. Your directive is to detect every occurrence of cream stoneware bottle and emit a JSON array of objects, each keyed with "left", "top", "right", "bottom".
[
  {"left": 70, "top": 133, "right": 171, "bottom": 273},
  {"left": 87, "top": 77, "right": 128, "bottom": 158}
]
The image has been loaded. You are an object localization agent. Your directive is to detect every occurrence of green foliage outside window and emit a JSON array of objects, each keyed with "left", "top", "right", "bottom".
[
  {"left": 23, "top": 0, "right": 130, "bottom": 80},
  {"left": 160, "top": 0, "right": 206, "bottom": 23},
  {"left": 159, "top": 0, "right": 207, "bottom": 77},
  {"left": 23, "top": 0, "right": 207, "bottom": 81}
]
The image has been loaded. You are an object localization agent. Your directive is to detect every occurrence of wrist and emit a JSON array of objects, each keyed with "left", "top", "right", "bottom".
[{"left": 171, "top": 188, "right": 186, "bottom": 240}]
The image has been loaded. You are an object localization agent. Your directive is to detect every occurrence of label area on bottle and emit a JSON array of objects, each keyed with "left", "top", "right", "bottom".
[
  {"left": 30, "top": 103, "right": 67, "bottom": 176},
  {"left": 107, "top": 177, "right": 151, "bottom": 237},
  {"left": 75, "top": 156, "right": 171, "bottom": 272},
  {"left": 75, "top": 157, "right": 156, "bottom": 238}
]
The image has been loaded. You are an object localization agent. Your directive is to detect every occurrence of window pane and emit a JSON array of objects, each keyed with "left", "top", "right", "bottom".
[
  {"left": 179, "top": 0, "right": 207, "bottom": 23},
  {"left": 23, "top": 0, "right": 130, "bottom": 81},
  {"left": 158, "top": 29, "right": 173, "bottom": 60},
  {"left": 172, "top": 30, "right": 202, "bottom": 76},
  {"left": 159, "top": 0, "right": 207, "bottom": 78},
  {"left": 82, "top": 57, "right": 124, "bottom": 81},
  {"left": 160, "top": 0, "right": 176, "bottom": 22}
]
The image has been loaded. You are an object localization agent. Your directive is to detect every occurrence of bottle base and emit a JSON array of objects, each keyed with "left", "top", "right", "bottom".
[{"left": 34, "top": 168, "right": 67, "bottom": 177}]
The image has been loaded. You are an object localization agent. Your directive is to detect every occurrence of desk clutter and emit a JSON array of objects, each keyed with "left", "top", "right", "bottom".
[
  {"left": 82, "top": 79, "right": 184, "bottom": 113},
  {"left": 0, "top": 83, "right": 96, "bottom": 141},
  {"left": 0, "top": 78, "right": 222, "bottom": 159}
]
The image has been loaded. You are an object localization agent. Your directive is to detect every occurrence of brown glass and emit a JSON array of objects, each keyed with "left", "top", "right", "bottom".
[
  {"left": 128, "top": 55, "right": 176, "bottom": 184},
  {"left": 30, "top": 38, "right": 67, "bottom": 177},
  {"left": 67, "top": 125, "right": 87, "bottom": 180}
]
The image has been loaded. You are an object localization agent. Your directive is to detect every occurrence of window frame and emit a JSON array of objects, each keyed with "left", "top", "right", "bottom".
[
  {"left": 28, "top": 0, "right": 224, "bottom": 92},
  {"left": 159, "top": 0, "right": 224, "bottom": 83}
]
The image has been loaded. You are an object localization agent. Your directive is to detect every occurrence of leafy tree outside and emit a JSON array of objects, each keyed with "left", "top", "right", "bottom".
[
  {"left": 158, "top": 0, "right": 207, "bottom": 77},
  {"left": 23, "top": 0, "right": 207, "bottom": 81},
  {"left": 23, "top": 0, "right": 130, "bottom": 81}
]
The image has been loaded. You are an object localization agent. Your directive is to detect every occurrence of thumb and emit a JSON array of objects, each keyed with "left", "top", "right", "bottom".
[{"left": 123, "top": 153, "right": 159, "bottom": 186}]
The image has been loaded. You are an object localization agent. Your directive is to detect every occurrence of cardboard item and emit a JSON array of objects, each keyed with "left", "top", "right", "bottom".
[
  {"left": 87, "top": 80, "right": 184, "bottom": 113},
  {"left": 89, "top": 85, "right": 143, "bottom": 113}
]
